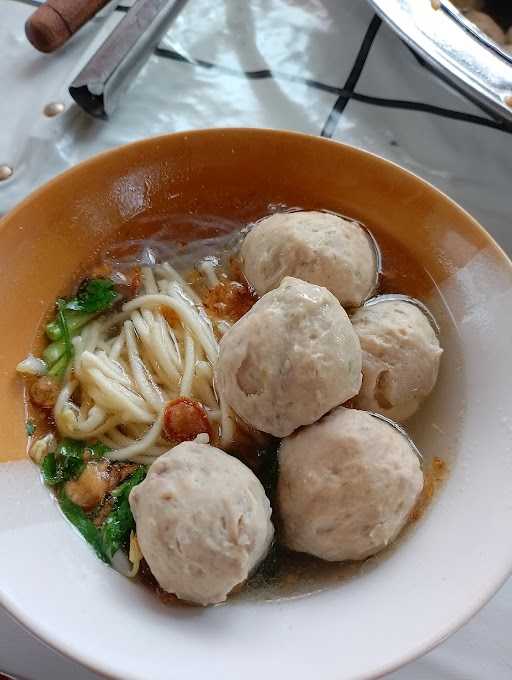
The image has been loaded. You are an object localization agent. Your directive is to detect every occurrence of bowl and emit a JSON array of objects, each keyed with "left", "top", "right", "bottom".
[{"left": 1, "top": 128, "right": 511, "bottom": 680}]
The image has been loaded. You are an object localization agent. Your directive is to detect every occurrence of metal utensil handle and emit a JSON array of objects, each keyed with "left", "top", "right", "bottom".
[{"left": 70, "top": 0, "right": 188, "bottom": 119}]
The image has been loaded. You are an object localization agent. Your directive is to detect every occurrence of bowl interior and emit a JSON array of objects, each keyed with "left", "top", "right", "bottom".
[{"left": 1, "top": 129, "right": 512, "bottom": 680}]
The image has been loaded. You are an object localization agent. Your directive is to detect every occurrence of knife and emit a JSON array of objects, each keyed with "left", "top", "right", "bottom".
[
  {"left": 25, "top": 0, "right": 113, "bottom": 53},
  {"left": 69, "top": 0, "right": 188, "bottom": 119}
]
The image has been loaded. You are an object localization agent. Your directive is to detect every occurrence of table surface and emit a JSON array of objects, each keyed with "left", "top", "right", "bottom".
[{"left": 1, "top": 0, "right": 512, "bottom": 678}]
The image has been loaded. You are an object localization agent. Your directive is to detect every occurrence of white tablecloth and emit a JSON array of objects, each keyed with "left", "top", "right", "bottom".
[{"left": 1, "top": 1, "right": 512, "bottom": 677}]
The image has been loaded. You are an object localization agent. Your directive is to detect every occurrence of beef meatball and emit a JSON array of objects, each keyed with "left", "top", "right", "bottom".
[
  {"left": 241, "top": 211, "right": 378, "bottom": 307},
  {"left": 277, "top": 407, "right": 423, "bottom": 562},
  {"left": 130, "top": 440, "right": 274, "bottom": 606},
  {"left": 215, "top": 276, "right": 362, "bottom": 437},
  {"left": 351, "top": 297, "right": 442, "bottom": 422}
]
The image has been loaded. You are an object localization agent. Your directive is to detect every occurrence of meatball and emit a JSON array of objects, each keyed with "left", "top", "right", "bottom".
[
  {"left": 277, "top": 407, "right": 423, "bottom": 562},
  {"left": 215, "top": 276, "right": 362, "bottom": 437},
  {"left": 129, "top": 441, "right": 274, "bottom": 606},
  {"left": 351, "top": 298, "right": 442, "bottom": 422},
  {"left": 240, "top": 211, "right": 378, "bottom": 307}
]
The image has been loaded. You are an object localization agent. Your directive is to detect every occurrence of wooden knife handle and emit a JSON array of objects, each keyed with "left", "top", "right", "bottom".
[{"left": 25, "top": 0, "right": 110, "bottom": 53}]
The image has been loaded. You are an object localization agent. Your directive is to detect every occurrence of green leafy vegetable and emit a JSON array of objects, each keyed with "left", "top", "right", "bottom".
[
  {"left": 41, "top": 450, "right": 82, "bottom": 486},
  {"left": 57, "top": 438, "right": 87, "bottom": 479},
  {"left": 66, "top": 279, "right": 118, "bottom": 314},
  {"left": 57, "top": 438, "right": 86, "bottom": 458},
  {"left": 59, "top": 490, "right": 109, "bottom": 563},
  {"left": 39, "top": 438, "right": 145, "bottom": 566},
  {"left": 46, "top": 309, "right": 96, "bottom": 342},
  {"left": 25, "top": 420, "right": 36, "bottom": 436},
  {"left": 41, "top": 452, "right": 63, "bottom": 485},
  {"left": 47, "top": 354, "right": 69, "bottom": 378},
  {"left": 42, "top": 340, "right": 66, "bottom": 367},
  {"left": 101, "top": 467, "right": 146, "bottom": 562},
  {"left": 85, "top": 441, "right": 112, "bottom": 459},
  {"left": 57, "top": 299, "right": 73, "bottom": 365},
  {"left": 111, "top": 466, "right": 146, "bottom": 498},
  {"left": 46, "top": 280, "right": 117, "bottom": 343},
  {"left": 43, "top": 279, "right": 118, "bottom": 375},
  {"left": 40, "top": 439, "right": 110, "bottom": 485}
]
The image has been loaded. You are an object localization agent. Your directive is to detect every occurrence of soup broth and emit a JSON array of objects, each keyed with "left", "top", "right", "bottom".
[{"left": 23, "top": 207, "right": 462, "bottom": 603}]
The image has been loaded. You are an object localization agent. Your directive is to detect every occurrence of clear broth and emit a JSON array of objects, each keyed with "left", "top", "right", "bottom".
[{"left": 28, "top": 207, "right": 463, "bottom": 604}]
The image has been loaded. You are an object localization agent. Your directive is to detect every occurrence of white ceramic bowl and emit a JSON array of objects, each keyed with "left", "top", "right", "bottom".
[{"left": 1, "top": 129, "right": 512, "bottom": 680}]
